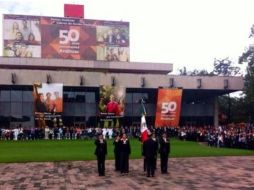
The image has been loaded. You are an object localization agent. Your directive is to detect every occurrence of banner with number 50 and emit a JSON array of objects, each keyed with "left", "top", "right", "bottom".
[
  {"left": 155, "top": 88, "right": 182, "bottom": 128},
  {"left": 41, "top": 16, "right": 96, "bottom": 60}
]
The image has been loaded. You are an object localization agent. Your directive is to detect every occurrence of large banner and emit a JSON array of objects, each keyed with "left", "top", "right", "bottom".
[
  {"left": 3, "top": 14, "right": 129, "bottom": 61},
  {"left": 98, "top": 85, "right": 126, "bottom": 127},
  {"left": 155, "top": 89, "right": 183, "bottom": 127}
]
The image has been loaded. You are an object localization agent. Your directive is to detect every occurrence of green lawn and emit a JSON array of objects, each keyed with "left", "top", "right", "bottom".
[{"left": 0, "top": 139, "right": 253, "bottom": 163}]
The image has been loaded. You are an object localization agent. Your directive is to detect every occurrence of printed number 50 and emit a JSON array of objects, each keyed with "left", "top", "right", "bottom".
[
  {"left": 161, "top": 102, "right": 177, "bottom": 113},
  {"left": 59, "top": 29, "right": 79, "bottom": 44}
]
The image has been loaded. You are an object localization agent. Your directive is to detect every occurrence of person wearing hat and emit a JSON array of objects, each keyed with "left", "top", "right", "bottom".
[
  {"left": 143, "top": 131, "right": 157, "bottom": 177},
  {"left": 159, "top": 132, "right": 170, "bottom": 174},
  {"left": 94, "top": 133, "right": 107, "bottom": 176}
]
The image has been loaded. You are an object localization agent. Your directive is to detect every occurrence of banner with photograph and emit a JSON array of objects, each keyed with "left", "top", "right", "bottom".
[
  {"left": 3, "top": 14, "right": 41, "bottom": 58},
  {"left": 155, "top": 89, "right": 183, "bottom": 128},
  {"left": 3, "top": 14, "right": 130, "bottom": 62},
  {"left": 33, "top": 83, "right": 63, "bottom": 115},
  {"left": 99, "top": 85, "right": 126, "bottom": 127}
]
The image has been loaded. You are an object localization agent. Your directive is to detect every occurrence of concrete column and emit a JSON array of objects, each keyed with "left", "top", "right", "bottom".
[{"left": 213, "top": 97, "right": 219, "bottom": 127}]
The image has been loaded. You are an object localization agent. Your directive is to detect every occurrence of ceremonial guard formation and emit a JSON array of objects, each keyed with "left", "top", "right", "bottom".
[{"left": 94, "top": 130, "right": 170, "bottom": 177}]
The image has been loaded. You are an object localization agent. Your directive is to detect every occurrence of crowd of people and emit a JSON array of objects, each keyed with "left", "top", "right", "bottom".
[
  {"left": 178, "top": 124, "right": 254, "bottom": 150},
  {"left": 1, "top": 124, "right": 254, "bottom": 151},
  {"left": 0, "top": 126, "right": 140, "bottom": 141}
]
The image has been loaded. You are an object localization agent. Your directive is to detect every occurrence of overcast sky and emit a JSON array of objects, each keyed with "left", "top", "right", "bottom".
[{"left": 0, "top": 0, "right": 254, "bottom": 73}]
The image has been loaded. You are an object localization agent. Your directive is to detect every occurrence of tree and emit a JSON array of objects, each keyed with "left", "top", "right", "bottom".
[
  {"left": 213, "top": 58, "right": 241, "bottom": 76},
  {"left": 239, "top": 25, "right": 254, "bottom": 122},
  {"left": 178, "top": 57, "right": 241, "bottom": 77},
  {"left": 178, "top": 67, "right": 214, "bottom": 76}
]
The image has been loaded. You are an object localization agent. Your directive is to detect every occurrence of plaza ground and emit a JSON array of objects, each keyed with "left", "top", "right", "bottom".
[{"left": 0, "top": 156, "right": 254, "bottom": 190}]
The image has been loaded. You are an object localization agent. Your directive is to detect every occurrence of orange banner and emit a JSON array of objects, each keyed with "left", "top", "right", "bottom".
[{"left": 155, "top": 89, "right": 182, "bottom": 128}]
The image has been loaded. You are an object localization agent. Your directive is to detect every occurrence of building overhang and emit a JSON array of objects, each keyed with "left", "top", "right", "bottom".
[{"left": 0, "top": 57, "right": 173, "bottom": 74}]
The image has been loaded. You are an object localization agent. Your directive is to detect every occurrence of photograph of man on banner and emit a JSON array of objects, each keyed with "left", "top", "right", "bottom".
[{"left": 98, "top": 85, "right": 125, "bottom": 128}]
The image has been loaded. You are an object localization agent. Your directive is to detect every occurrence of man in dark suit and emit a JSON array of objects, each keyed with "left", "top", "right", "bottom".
[
  {"left": 159, "top": 132, "right": 170, "bottom": 174},
  {"left": 119, "top": 133, "right": 131, "bottom": 174},
  {"left": 113, "top": 134, "right": 121, "bottom": 171},
  {"left": 143, "top": 132, "right": 157, "bottom": 177},
  {"left": 94, "top": 134, "right": 107, "bottom": 176},
  {"left": 151, "top": 132, "right": 159, "bottom": 170}
]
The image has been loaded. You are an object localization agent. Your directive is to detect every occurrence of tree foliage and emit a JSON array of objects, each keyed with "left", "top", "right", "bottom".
[
  {"left": 178, "top": 58, "right": 240, "bottom": 77},
  {"left": 213, "top": 58, "right": 241, "bottom": 76},
  {"left": 238, "top": 25, "right": 254, "bottom": 122}
]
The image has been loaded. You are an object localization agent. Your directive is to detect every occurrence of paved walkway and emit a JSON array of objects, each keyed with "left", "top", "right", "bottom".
[{"left": 0, "top": 156, "right": 254, "bottom": 190}]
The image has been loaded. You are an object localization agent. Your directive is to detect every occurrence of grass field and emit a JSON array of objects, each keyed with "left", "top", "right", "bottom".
[{"left": 0, "top": 138, "right": 254, "bottom": 163}]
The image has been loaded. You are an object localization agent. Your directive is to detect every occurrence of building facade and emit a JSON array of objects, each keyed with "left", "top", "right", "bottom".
[{"left": 0, "top": 57, "right": 244, "bottom": 128}]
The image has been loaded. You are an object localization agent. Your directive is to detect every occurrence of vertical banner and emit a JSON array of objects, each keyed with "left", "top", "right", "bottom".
[
  {"left": 98, "top": 85, "right": 126, "bottom": 127},
  {"left": 155, "top": 89, "right": 183, "bottom": 127},
  {"left": 33, "top": 83, "right": 63, "bottom": 128}
]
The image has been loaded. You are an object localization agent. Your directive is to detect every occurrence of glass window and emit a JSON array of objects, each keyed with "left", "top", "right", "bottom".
[
  {"left": 64, "top": 91, "right": 76, "bottom": 102},
  {"left": 11, "top": 102, "right": 22, "bottom": 116},
  {"left": 76, "top": 92, "right": 86, "bottom": 102},
  {"left": 74, "top": 103, "right": 86, "bottom": 116},
  {"left": 22, "top": 102, "right": 34, "bottom": 115},
  {"left": 0, "top": 102, "right": 11, "bottom": 116},
  {"left": 125, "top": 103, "right": 133, "bottom": 116},
  {"left": 86, "top": 92, "right": 95, "bottom": 103},
  {"left": 133, "top": 93, "right": 143, "bottom": 103},
  {"left": 145, "top": 104, "right": 156, "bottom": 116},
  {"left": 85, "top": 103, "right": 96, "bottom": 115},
  {"left": 133, "top": 104, "right": 141, "bottom": 116},
  {"left": 133, "top": 93, "right": 149, "bottom": 103},
  {"left": 11, "top": 90, "right": 22, "bottom": 102},
  {"left": 125, "top": 93, "right": 132, "bottom": 103},
  {"left": 63, "top": 102, "right": 74, "bottom": 116},
  {"left": 0, "top": 90, "right": 11, "bottom": 102},
  {"left": 23, "top": 91, "right": 33, "bottom": 102}
]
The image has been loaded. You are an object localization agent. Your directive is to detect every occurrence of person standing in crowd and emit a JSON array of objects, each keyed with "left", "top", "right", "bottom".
[
  {"left": 113, "top": 134, "right": 121, "bottom": 171},
  {"left": 119, "top": 133, "right": 131, "bottom": 175},
  {"left": 143, "top": 132, "right": 157, "bottom": 177},
  {"left": 159, "top": 132, "right": 170, "bottom": 174},
  {"left": 94, "top": 134, "right": 107, "bottom": 176}
]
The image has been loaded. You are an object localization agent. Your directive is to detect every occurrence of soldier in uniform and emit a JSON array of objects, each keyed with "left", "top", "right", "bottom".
[
  {"left": 159, "top": 132, "right": 170, "bottom": 174},
  {"left": 113, "top": 134, "right": 121, "bottom": 171},
  {"left": 119, "top": 133, "right": 131, "bottom": 174},
  {"left": 94, "top": 134, "right": 107, "bottom": 176},
  {"left": 143, "top": 133, "right": 157, "bottom": 177}
]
